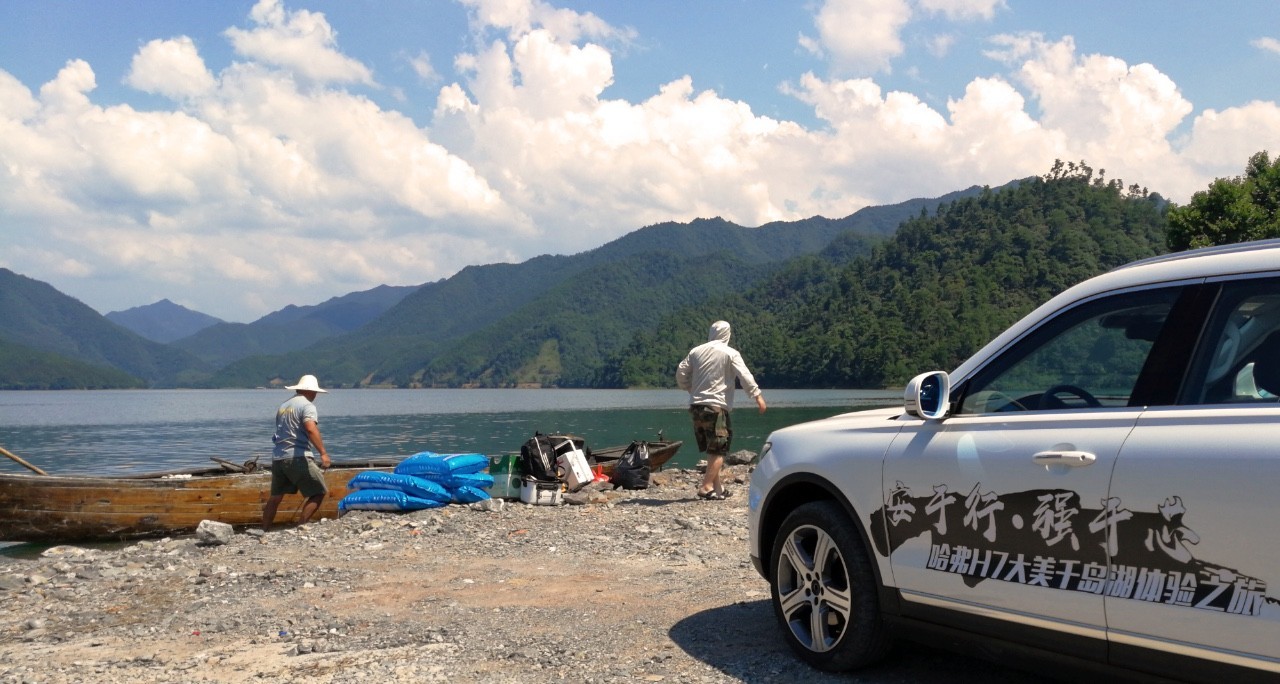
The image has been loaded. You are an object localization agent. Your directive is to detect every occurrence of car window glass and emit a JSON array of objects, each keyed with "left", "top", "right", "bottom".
[
  {"left": 958, "top": 289, "right": 1178, "bottom": 415},
  {"left": 1183, "top": 277, "right": 1280, "bottom": 405}
]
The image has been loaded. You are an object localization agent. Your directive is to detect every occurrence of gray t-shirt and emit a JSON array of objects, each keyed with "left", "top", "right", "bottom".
[{"left": 272, "top": 394, "right": 319, "bottom": 460}]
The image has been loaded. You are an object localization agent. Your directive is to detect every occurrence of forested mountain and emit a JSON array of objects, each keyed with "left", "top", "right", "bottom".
[
  {"left": 0, "top": 338, "right": 145, "bottom": 390},
  {"left": 172, "top": 284, "right": 416, "bottom": 367},
  {"left": 0, "top": 269, "right": 210, "bottom": 386},
  {"left": 204, "top": 187, "right": 982, "bottom": 388},
  {"left": 106, "top": 299, "right": 223, "bottom": 343},
  {"left": 611, "top": 164, "right": 1170, "bottom": 389},
  {"left": 347, "top": 184, "right": 988, "bottom": 347},
  {"left": 417, "top": 251, "right": 778, "bottom": 387}
]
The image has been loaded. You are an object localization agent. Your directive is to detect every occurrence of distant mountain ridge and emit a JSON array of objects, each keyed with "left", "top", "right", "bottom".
[
  {"left": 0, "top": 269, "right": 209, "bottom": 386},
  {"left": 172, "top": 284, "right": 417, "bottom": 368},
  {"left": 106, "top": 299, "right": 223, "bottom": 343}
]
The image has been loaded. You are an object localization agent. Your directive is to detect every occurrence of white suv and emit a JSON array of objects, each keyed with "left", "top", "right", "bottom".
[{"left": 748, "top": 239, "right": 1280, "bottom": 681}]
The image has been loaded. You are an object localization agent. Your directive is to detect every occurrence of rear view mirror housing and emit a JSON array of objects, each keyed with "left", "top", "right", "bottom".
[{"left": 904, "top": 371, "right": 951, "bottom": 420}]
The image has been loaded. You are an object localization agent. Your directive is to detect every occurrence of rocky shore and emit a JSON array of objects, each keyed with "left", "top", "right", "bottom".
[{"left": 0, "top": 465, "right": 1040, "bottom": 683}]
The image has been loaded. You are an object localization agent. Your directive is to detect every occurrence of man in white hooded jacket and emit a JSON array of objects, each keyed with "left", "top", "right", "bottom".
[{"left": 676, "top": 320, "right": 767, "bottom": 500}]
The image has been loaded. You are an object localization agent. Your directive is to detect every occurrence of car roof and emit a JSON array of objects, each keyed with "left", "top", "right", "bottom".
[{"left": 1111, "top": 237, "right": 1280, "bottom": 274}]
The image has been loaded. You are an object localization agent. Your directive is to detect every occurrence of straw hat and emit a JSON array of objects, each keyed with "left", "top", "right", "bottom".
[{"left": 285, "top": 374, "right": 327, "bottom": 393}]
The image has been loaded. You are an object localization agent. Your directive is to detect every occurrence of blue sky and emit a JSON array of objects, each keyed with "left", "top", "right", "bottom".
[{"left": 1, "top": 0, "right": 1278, "bottom": 322}]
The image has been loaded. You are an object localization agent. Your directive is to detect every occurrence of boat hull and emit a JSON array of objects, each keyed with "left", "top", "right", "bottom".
[
  {"left": 0, "top": 459, "right": 397, "bottom": 544},
  {"left": 586, "top": 440, "right": 683, "bottom": 476}
]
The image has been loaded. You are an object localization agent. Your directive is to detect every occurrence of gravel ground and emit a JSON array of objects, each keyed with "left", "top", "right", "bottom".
[{"left": 0, "top": 466, "right": 1047, "bottom": 683}]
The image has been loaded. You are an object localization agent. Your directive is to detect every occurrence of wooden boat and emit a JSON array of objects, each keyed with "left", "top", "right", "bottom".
[
  {"left": 0, "top": 457, "right": 399, "bottom": 544},
  {"left": 0, "top": 438, "right": 684, "bottom": 544}
]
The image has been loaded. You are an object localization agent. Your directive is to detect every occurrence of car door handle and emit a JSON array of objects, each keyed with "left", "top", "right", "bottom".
[{"left": 1032, "top": 450, "right": 1096, "bottom": 467}]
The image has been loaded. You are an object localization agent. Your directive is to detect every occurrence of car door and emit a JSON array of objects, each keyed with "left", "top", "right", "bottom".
[
  {"left": 880, "top": 285, "right": 1187, "bottom": 660},
  {"left": 1108, "top": 276, "right": 1280, "bottom": 679}
]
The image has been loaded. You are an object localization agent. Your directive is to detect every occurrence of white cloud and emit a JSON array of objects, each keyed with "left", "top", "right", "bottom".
[
  {"left": 224, "top": 0, "right": 375, "bottom": 85},
  {"left": 1001, "top": 33, "right": 1193, "bottom": 191},
  {"left": 434, "top": 24, "right": 825, "bottom": 242},
  {"left": 1253, "top": 37, "right": 1280, "bottom": 55},
  {"left": 409, "top": 51, "right": 439, "bottom": 82},
  {"left": 1181, "top": 101, "right": 1280, "bottom": 187},
  {"left": 125, "top": 37, "right": 216, "bottom": 99},
  {"left": 803, "top": 0, "right": 913, "bottom": 74},
  {"left": 0, "top": 70, "right": 38, "bottom": 120},
  {"left": 926, "top": 33, "right": 957, "bottom": 58},
  {"left": 458, "top": 0, "right": 634, "bottom": 45},
  {"left": 803, "top": 0, "right": 1003, "bottom": 75}
]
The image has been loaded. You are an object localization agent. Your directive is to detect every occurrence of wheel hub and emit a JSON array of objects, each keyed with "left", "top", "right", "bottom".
[{"left": 809, "top": 576, "right": 823, "bottom": 602}]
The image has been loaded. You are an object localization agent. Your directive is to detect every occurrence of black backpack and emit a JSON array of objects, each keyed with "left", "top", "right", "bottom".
[
  {"left": 520, "top": 433, "right": 558, "bottom": 482},
  {"left": 612, "top": 441, "right": 651, "bottom": 490}
]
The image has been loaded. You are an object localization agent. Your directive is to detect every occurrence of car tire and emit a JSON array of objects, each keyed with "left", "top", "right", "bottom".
[{"left": 770, "top": 500, "right": 890, "bottom": 671}]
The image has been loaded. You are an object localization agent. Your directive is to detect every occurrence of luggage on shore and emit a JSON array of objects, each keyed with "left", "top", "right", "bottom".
[
  {"left": 520, "top": 476, "right": 563, "bottom": 505},
  {"left": 552, "top": 436, "right": 592, "bottom": 491},
  {"left": 486, "top": 453, "right": 523, "bottom": 499},
  {"left": 612, "top": 441, "right": 651, "bottom": 490},
  {"left": 519, "top": 434, "right": 558, "bottom": 482}
]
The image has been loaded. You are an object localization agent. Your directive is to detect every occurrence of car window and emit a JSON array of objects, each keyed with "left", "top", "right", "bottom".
[
  {"left": 1183, "top": 277, "right": 1280, "bottom": 405},
  {"left": 957, "top": 288, "right": 1180, "bottom": 415}
]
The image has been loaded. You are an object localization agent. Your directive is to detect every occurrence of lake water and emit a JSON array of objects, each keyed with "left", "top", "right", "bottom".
[{"left": 0, "top": 389, "right": 899, "bottom": 477}]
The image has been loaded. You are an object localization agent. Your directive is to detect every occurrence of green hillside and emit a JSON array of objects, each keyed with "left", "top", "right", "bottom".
[
  {"left": 416, "top": 251, "right": 775, "bottom": 387},
  {"left": 612, "top": 163, "right": 1170, "bottom": 389},
  {"left": 0, "top": 269, "right": 211, "bottom": 386},
  {"left": 0, "top": 338, "right": 145, "bottom": 389},
  {"left": 174, "top": 284, "right": 416, "bottom": 367}
]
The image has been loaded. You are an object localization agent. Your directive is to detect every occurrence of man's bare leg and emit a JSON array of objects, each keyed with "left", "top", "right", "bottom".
[
  {"left": 262, "top": 493, "right": 285, "bottom": 531},
  {"left": 297, "top": 493, "right": 326, "bottom": 525},
  {"left": 700, "top": 453, "right": 725, "bottom": 495}
]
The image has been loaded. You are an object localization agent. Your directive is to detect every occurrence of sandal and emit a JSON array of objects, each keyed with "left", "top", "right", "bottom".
[{"left": 697, "top": 489, "right": 725, "bottom": 501}]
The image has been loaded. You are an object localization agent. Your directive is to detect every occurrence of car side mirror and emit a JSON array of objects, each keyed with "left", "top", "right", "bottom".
[{"left": 904, "top": 371, "right": 950, "bottom": 420}]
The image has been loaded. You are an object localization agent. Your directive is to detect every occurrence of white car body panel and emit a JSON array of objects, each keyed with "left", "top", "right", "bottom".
[
  {"left": 1107, "top": 405, "right": 1280, "bottom": 672},
  {"left": 749, "top": 407, "right": 904, "bottom": 582},
  {"left": 881, "top": 408, "right": 1141, "bottom": 633}
]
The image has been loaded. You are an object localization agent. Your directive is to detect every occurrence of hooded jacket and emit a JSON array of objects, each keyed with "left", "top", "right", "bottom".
[{"left": 675, "top": 321, "right": 762, "bottom": 410}]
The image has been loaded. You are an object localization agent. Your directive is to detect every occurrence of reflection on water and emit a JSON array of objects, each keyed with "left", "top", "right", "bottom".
[{"left": 0, "top": 388, "right": 897, "bottom": 476}]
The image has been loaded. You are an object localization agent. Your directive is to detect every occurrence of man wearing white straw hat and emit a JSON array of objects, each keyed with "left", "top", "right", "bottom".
[{"left": 263, "top": 374, "right": 332, "bottom": 531}]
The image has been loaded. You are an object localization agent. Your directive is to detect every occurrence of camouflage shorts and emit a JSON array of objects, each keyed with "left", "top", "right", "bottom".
[{"left": 689, "top": 404, "right": 732, "bottom": 455}]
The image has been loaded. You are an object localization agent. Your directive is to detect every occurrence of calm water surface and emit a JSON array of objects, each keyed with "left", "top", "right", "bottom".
[{"left": 0, "top": 389, "right": 897, "bottom": 476}]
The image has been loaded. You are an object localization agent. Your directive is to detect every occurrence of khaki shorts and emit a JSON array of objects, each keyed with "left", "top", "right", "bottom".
[
  {"left": 689, "top": 404, "right": 732, "bottom": 455},
  {"left": 270, "top": 456, "right": 328, "bottom": 498}
]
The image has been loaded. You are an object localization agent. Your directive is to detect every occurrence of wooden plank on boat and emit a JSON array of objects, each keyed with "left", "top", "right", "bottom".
[{"left": 0, "top": 463, "right": 389, "bottom": 543}]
